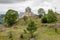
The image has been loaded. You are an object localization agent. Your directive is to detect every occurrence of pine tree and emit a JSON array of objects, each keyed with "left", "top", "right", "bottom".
[{"left": 27, "top": 20, "right": 37, "bottom": 38}]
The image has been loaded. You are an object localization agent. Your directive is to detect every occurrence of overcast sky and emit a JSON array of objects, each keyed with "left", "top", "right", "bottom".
[{"left": 0, "top": 0, "right": 60, "bottom": 14}]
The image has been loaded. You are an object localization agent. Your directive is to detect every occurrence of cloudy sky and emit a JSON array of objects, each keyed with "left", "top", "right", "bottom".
[{"left": 0, "top": 0, "right": 60, "bottom": 14}]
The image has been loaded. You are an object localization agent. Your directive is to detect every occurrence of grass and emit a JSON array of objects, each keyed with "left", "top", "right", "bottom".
[{"left": 0, "top": 18, "right": 60, "bottom": 40}]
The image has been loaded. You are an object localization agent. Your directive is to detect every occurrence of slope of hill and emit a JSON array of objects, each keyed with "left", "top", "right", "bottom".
[
  {"left": 0, "top": 14, "right": 4, "bottom": 24},
  {"left": 0, "top": 16, "right": 60, "bottom": 40}
]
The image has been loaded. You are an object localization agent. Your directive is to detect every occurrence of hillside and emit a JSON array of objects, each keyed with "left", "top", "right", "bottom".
[
  {"left": 0, "top": 15, "right": 60, "bottom": 40},
  {"left": 0, "top": 14, "right": 4, "bottom": 24}
]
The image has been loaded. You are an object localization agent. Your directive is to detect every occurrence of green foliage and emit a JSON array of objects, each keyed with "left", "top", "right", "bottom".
[
  {"left": 23, "top": 16, "right": 28, "bottom": 23},
  {"left": 9, "top": 31, "right": 13, "bottom": 40},
  {"left": 47, "top": 9, "right": 57, "bottom": 23},
  {"left": 41, "top": 9, "right": 57, "bottom": 23},
  {"left": 38, "top": 8, "right": 45, "bottom": 18},
  {"left": 39, "top": 14, "right": 43, "bottom": 18},
  {"left": 27, "top": 20, "right": 37, "bottom": 38},
  {"left": 41, "top": 16, "right": 47, "bottom": 23},
  {"left": 20, "top": 33, "right": 24, "bottom": 39},
  {"left": 54, "top": 28, "right": 58, "bottom": 33},
  {"left": 4, "top": 9, "right": 19, "bottom": 26}
]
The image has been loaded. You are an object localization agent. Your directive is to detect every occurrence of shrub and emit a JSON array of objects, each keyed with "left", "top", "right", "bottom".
[
  {"left": 39, "top": 14, "right": 43, "bottom": 18},
  {"left": 41, "top": 16, "right": 47, "bottom": 23},
  {"left": 54, "top": 28, "right": 58, "bottom": 33},
  {"left": 20, "top": 34, "right": 24, "bottom": 39},
  {"left": 9, "top": 31, "right": 13, "bottom": 40},
  {"left": 23, "top": 16, "right": 28, "bottom": 23}
]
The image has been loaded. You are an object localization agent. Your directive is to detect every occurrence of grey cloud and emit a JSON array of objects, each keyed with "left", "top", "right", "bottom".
[
  {"left": 33, "top": 0, "right": 46, "bottom": 6},
  {"left": 0, "top": 0, "right": 26, "bottom": 3}
]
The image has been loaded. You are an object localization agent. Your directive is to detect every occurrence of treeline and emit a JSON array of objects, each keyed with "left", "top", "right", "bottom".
[{"left": 4, "top": 8, "right": 58, "bottom": 26}]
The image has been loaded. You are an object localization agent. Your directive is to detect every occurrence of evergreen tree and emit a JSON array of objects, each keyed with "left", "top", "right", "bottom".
[{"left": 27, "top": 20, "right": 37, "bottom": 38}]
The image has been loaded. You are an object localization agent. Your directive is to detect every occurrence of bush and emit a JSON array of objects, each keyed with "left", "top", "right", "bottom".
[
  {"left": 20, "top": 34, "right": 24, "bottom": 39},
  {"left": 23, "top": 16, "right": 28, "bottom": 23},
  {"left": 39, "top": 14, "right": 43, "bottom": 18},
  {"left": 9, "top": 31, "right": 13, "bottom": 40},
  {"left": 41, "top": 16, "right": 47, "bottom": 23},
  {"left": 4, "top": 9, "right": 19, "bottom": 26}
]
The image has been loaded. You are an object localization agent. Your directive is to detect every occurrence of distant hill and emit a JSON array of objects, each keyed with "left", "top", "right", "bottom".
[{"left": 0, "top": 14, "right": 5, "bottom": 24}]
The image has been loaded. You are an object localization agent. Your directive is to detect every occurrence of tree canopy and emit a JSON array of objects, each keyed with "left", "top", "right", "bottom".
[
  {"left": 47, "top": 9, "right": 57, "bottom": 23},
  {"left": 4, "top": 9, "right": 19, "bottom": 26},
  {"left": 38, "top": 8, "right": 45, "bottom": 18}
]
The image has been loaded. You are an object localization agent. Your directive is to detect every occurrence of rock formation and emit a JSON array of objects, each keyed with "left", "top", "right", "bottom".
[{"left": 24, "top": 7, "right": 33, "bottom": 16}]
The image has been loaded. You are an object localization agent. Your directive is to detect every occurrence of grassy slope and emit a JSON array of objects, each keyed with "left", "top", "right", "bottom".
[{"left": 0, "top": 17, "right": 60, "bottom": 40}]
